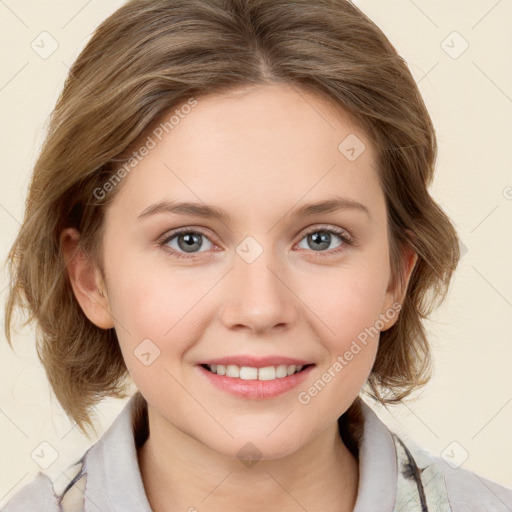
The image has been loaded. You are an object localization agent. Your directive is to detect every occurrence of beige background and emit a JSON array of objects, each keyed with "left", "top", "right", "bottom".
[{"left": 1, "top": 0, "right": 511, "bottom": 505}]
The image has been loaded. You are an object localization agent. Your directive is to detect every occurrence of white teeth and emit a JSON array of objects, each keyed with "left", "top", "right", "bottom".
[
  {"left": 240, "top": 366, "right": 258, "bottom": 380},
  {"left": 258, "top": 366, "right": 277, "bottom": 380},
  {"left": 205, "top": 363, "right": 307, "bottom": 380},
  {"left": 226, "top": 365, "right": 239, "bottom": 378},
  {"left": 275, "top": 365, "right": 288, "bottom": 378}
]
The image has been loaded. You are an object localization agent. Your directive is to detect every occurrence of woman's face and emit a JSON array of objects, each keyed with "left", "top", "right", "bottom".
[{"left": 82, "top": 83, "right": 414, "bottom": 458}]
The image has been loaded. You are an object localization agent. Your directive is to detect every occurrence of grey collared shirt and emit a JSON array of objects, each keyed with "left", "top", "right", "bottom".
[{"left": 4, "top": 393, "right": 512, "bottom": 511}]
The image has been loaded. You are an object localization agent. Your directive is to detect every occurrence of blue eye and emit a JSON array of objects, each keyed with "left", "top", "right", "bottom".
[
  {"left": 296, "top": 227, "right": 352, "bottom": 254},
  {"left": 158, "top": 225, "right": 353, "bottom": 260},
  {"left": 159, "top": 228, "right": 214, "bottom": 259}
]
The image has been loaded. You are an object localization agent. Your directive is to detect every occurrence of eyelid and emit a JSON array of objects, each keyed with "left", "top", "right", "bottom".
[
  {"left": 158, "top": 223, "right": 355, "bottom": 259},
  {"left": 297, "top": 223, "right": 353, "bottom": 243},
  {"left": 158, "top": 226, "right": 218, "bottom": 249}
]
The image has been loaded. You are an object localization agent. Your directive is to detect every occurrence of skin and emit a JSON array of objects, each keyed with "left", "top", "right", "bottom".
[{"left": 61, "top": 83, "right": 417, "bottom": 512}]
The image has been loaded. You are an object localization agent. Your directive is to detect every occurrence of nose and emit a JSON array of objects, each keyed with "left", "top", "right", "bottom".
[{"left": 219, "top": 248, "right": 299, "bottom": 335}]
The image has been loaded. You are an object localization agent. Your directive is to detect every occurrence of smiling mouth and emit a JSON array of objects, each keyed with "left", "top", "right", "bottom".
[{"left": 200, "top": 363, "right": 314, "bottom": 380}]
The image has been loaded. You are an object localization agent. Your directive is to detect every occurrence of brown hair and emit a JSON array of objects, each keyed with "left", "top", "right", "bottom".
[{"left": 4, "top": 0, "right": 460, "bottom": 436}]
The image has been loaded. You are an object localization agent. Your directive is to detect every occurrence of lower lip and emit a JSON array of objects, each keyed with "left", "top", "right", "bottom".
[{"left": 197, "top": 364, "right": 315, "bottom": 399}]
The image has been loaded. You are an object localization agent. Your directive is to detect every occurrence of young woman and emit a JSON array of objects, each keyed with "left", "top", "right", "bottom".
[{"left": 4, "top": 0, "right": 512, "bottom": 511}]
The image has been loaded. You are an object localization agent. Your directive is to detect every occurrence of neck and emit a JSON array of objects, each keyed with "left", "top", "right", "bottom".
[{"left": 136, "top": 399, "right": 360, "bottom": 512}]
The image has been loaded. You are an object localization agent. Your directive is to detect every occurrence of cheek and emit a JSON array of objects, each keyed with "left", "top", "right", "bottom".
[
  {"left": 297, "top": 269, "right": 387, "bottom": 409},
  {"left": 104, "top": 254, "right": 214, "bottom": 361},
  {"left": 110, "top": 272, "right": 173, "bottom": 333},
  {"left": 300, "top": 263, "right": 390, "bottom": 344}
]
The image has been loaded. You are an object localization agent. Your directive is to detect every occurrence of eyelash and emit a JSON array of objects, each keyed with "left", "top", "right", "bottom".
[{"left": 158, "top": 225, "right": 354, "bottom": 261}]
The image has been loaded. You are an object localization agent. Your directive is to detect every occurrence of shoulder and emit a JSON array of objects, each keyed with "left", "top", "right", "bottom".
[
  {"left": 394, "top": 432, "right": 512, "bottom": 512},
  {"left": 428, "top": 450, "right": 512, "bottom": 512},
  {"left": 2, "top": 394, "right": 147, "bottom": 512},
  {"left": 2, "top": 461, "right": 85, "bottom": 512},
  {"left": 2, "top": 472, "right": 59, "bottom": 512}
]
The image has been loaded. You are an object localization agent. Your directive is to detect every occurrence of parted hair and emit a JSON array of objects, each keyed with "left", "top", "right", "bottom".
[{"left": 4, "top": 0, "right": 460, "bottom": 436}]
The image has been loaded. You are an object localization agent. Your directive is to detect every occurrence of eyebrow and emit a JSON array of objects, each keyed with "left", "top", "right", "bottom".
[{"left": 137, "top": 196, "right": 371, "bottom": 223}]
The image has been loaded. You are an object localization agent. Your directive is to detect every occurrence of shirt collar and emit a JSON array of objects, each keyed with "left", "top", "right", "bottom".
[
  {"left": 352, "top": 398, "right": 397, "bottom": 512},
  {"left": 81, "top": 393, "right": 397, "bottom": 512},
  {"left": 82, "top": 394, "right": 152, "bottom": 512}
]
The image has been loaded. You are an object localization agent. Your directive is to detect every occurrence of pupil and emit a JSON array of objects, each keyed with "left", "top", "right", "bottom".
[
  {"left": 309, "top": 232, "right": 330, "bottom": 250},
  {"left": 178, "top": 233, "right": 201, "bottom": 253},
  {"left": 177, "top": 232, "right": 331, "bottom": 253}
]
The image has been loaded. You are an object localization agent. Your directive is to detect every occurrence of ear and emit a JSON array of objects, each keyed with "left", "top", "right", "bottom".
[
  {"left": 60, "top": 227, "right": 115, "bottom": 329},
  {"left": 380, "top": 229, "right": 418, "bottom": 331}
]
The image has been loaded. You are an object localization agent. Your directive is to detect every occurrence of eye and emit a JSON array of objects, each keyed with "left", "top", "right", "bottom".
[
  {"left": 295, "top": 226, "right": 353, "bottom": 256},
  {"left": 158, "top": 225, "right": 354, "bottom": 260},
  {"left": 159, "top": 228, "right": 215, "bottom": 259}
]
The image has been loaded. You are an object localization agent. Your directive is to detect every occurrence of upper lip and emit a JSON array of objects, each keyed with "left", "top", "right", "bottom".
[{"left": 197, "top": 355, "right": 314, "bottom": 368}]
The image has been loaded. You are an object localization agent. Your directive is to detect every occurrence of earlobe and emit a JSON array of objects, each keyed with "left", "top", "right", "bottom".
[
  {"left": 402, "top": 229, "right": 419, "bottom": 298},
  {"left": 380, "top": 231, "right": 418, "bottom": 331},
  {"left": 396, "top": 239, "right": 418, "bottom": 305},
  {"left": 60, "top": 227, "right": 115, "bottom": 329}
]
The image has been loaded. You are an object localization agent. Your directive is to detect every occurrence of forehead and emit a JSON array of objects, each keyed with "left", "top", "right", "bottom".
[{"left": 108, "top": 83, "right": 384, "bottom": 224}]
